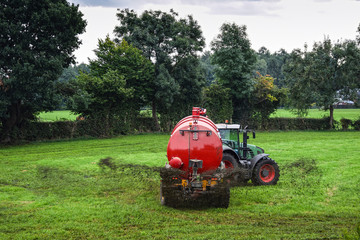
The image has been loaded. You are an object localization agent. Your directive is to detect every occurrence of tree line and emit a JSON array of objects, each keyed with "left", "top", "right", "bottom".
[{"left": 1, "top": 3, "right": 360, "bottom": 141}]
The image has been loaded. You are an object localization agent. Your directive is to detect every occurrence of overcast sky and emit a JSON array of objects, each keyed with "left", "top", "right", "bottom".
[{"left": 68, "top": 0, "right": 360, "bottom": 64}]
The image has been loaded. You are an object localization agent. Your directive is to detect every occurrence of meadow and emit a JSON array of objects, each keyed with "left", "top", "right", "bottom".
[
  {"left": 38, "top": 108, "right": 360, "bottom": 122},
  {"left": 0, "top": 131, "right": 359, "bottom": 239},
  {"left": 271, "top": 108, "right": 360, "bottom": 121}
]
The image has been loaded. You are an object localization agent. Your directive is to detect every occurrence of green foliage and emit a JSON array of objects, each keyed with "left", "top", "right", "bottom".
[
  {"left": 243, "top": 117, "right": 333, "bottom": 131},
  {"left": 340, "top": 118, "right": 353, "bottom": 130},
  {"left": 352, "top": 117, "right": 360, "bottom": 131},
  {"left": 0, "top": 0, "right": 86, "bottom": 140},
  {"left": 250, "top": 73, "right": 287, "bottom": 122},
  {"left": 89, "top": 38, "right": 154, "bottom": 110},
  {"left": 77, "top": 70, "right": 134, "bottom": 115},
  {"left": 1, "top": 132, "right": 360, "bottom": 239},
  {"left": 114, "top": 9, "right": 205, "bottom": 128},
  {"left": 255, "top": 47, "right": 289, "bottom": 87},
  {"left": 284, "top": 38, "right": 360, "bottom": 126},
  {"left": 6, "top": 115, "right": 159, "bottom": 141},
  {"left": 63, "top": 38, "right": 154, "bottom": 136},
  {"left": 202, "top": 84, "right": 233, "bottom": 123},
  {"left": 200, "top": 51, "right": 216, "bottom": 86},
  {"left": 211, "top": 23, "right": 257, "bottom": 122}
]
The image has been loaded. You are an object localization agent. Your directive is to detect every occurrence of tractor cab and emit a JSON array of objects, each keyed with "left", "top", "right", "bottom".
[{"left": 216, "top": 124, "right": 264, "bottom": 160}]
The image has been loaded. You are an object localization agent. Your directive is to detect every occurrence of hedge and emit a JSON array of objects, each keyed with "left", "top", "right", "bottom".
[
  {"left": 240, "top": 117, "right": 334, "bottom": 131},
  {"left": 7, "top": 116, "right": 158, "bottom": 142}
]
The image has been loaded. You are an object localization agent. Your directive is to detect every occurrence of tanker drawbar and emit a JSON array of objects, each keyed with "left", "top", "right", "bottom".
[{"left": 160, "top": 107, "right": 231, "bottom": 208}]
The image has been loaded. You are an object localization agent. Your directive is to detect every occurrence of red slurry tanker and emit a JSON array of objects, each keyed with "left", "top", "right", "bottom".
[
  {"left": 160, "top": 107, "right": 230, "bottom": 208},
  {"left": 160, "top": 107, "right": 280, "bottom": 208}
]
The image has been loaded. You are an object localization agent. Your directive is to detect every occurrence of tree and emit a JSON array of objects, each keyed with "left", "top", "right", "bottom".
[
  {"left": 284, "top": 38, "right": 360, "bottom": 127},
  {"left": 255, "top": 47, "right": 289, "bottom": 87},
  {"left": 211, "top": 23, "right": 257, "bottom": 122},
  {"left": 88, "top": 37, "right": 154, "bottom": 112},
  {"left": 114, "top": 9, "right": 205, "bottom": 129},
  {"left": 250, "top": 73, "right": 286, "bottom": 122},
  {"left": 202, "top": 84, "right": 233, "bottom": 123},
  {"left": 200, "top": 51, "right": 216, "bottom": 86},
  {"left": 0, "top": 0, "right": 86, "bottom": 140},
  {"left": 66, "top": 38, "right": 154, "bottom": 125}
]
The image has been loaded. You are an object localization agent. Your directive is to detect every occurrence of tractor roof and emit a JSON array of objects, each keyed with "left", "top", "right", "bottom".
[{"left": 215, "top": 124, "right": 241, "bottom": 130}]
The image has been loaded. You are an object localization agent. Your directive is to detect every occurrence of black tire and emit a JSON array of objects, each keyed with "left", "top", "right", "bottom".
[
  {"left": 213, "top": 184, "right": 230, "bottom": 208},
  {"left": 222, "top": 153, "right": 239, "bottom": 169},
  {"left": 252, "top": 158, "right": 280, "bottom": 186},
  {"left": 160, "top": 182, "right": 183, "bottom": 207}
]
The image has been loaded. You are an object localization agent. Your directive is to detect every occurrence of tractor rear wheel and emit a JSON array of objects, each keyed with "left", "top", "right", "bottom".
[
  {"left": 252, "top": 158, "right": 280, "bottom": 185},
  {"left": 222, "top": 153, "right": 238, "bottom": 168}
]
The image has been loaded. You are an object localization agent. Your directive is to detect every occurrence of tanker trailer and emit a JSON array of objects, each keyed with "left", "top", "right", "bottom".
[{"left": 160, "top": 107, "right": 230, "bottom": 208}]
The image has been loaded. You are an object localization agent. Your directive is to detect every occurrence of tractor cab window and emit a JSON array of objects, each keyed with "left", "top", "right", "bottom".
[{"left": 219, "top": 129, "right": 239, "bottom": 149}]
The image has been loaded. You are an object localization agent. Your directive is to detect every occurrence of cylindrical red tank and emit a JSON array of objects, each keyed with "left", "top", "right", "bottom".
[{"left": 167, "top": 107, "right": 223, "bottom": 174}]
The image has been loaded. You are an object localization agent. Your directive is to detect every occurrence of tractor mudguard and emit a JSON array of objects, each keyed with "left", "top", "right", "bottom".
[
  {"left": 249, "top": 153, "right": 270, "bottom": 170},
  {"left": 222, "top": 144, "right": 240, "bottom": 161}
]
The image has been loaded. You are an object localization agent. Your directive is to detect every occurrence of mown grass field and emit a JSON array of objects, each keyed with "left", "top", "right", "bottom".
[
  {"left": 1, "top": 132, "right": 359, "bottom": 239},
  {"left": 37, "top": 110, "right": 78, "bottom": 122},
  {"left": 271, "top": 108, "right": 360, "bottom": 121},
  {"left": 38, "top": 108, "right": 360, "bottom": 122}
]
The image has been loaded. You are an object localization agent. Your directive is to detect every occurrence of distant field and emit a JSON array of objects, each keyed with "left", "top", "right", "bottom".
[
  {"left": 37, "top": 110, "right": 78, "bottom": 122},
  {"left": 271, "top": 108, "right": 360, "bottom": 121},
  {"left": 1, "top": 132, "right": 359, "bottom": 239},
  {"left": 38, "top": 109, "right": 360, "bottom": 122}
]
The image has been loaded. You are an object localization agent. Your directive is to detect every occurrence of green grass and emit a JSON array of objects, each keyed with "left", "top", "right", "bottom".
[
  {"left": 271, "top": 108, "right": 360, "bottom": 121},
  {"left": 38, "top": 108, "right": 360, "bottom": 123},
  {"left": 37, "top": 110, "right": 78, "bottom": 122},
  {"left": 1, "top": 132, "right": 359, "bottom": 239}
]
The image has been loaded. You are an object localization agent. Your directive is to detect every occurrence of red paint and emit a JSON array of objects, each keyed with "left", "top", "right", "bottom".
[
  {"left": 259, "top": 164, "right": 275, "bottom": 182},
  {"left": 167, "top": 107, "right": 223, "bottom": 174},
  {"left": 169, "top": 157, "right": 183, "bottom": 169}
]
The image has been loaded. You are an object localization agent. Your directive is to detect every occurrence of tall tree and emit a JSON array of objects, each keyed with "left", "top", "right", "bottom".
[
  {"left": 202, "top": 84, "right": 233, "bottom": 123},
  {"left": 284, "top": 38, "right": 360, "bottom": 127},
  {"left": 0, "top": 0, "right": 86, "bottom": 140},
  {"left": 211, "top": 23, "right": 257, "bottom": 122},
  {"left": 200, "top": 51, "right": 216, "bottom": 86},
  {"left": 114, "top": 9, "right": 205, "bottom": 129},
  {"left": 255, "top": 47, "right": 289, "bottom": 87},
  {"left": 66, "top": 38, "right": 154, "bottom": 121},
  {"left": 250, "top": 73, "right": 286, "bottom": 122}
]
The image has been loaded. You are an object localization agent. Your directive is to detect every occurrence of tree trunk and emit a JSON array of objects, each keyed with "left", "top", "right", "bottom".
[
  {"left": 152, "top": 100, "right": 161, "bottom": 131},
  {"left": 329, "top": 104, "right": 334, "bottom": 129}
]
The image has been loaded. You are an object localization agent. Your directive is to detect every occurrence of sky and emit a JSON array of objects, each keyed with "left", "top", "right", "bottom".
[{"left": 68, "top": 0, "right": 360, "bottom": 64}]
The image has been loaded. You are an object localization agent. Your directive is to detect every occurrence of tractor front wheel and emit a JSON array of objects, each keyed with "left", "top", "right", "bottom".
[{"left": 252, "top": 158, "right": 280, "bottom": 185}]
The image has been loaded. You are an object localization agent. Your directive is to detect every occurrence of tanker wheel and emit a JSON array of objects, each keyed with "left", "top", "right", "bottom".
[
  {"left": 213, "top": 184, "right": 230, "bottom": 208},
  {"left": 160, "top": 182, "right": 175, "bottom": 207},
  {"left": 252, "top": 158, "right": 280, "bottom": 185},
  {"left": 160, "top": 182, "right": 183, "bottom": 207}
]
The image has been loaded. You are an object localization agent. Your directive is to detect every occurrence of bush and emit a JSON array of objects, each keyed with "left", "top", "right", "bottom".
[
  {"left": 352, "top": 118, "right": 360, "bottom": 131},
  {"left": 6, "top": 116, "right": 158, "bottom": 142},
  {"left": 241, "top": 117, "right": 333, "bottom": 131},
  {"left": 340, "top": 118, "right": 353, "bottom": 130}
]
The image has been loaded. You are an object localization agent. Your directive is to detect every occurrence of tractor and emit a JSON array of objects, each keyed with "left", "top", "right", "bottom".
[{"left": 215, "top": 123, "right": 280, "bottom": 185}]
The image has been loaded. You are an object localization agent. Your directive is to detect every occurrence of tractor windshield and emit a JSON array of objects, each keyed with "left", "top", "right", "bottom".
[{"left": 219, "top": 129, "right": 239, "bottom": 149}]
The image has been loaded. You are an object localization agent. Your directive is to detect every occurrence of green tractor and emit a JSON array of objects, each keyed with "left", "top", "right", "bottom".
[{"left": 215, "top": 123, "right": 280, "bottom": 185}]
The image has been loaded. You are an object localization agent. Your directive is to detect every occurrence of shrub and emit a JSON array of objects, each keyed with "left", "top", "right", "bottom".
[
  {"left": 340, "top": 118, "right": 353, "bottom": 130},
  {"left": 352, "top": 118, "right": 360, "bottom": 131}
]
